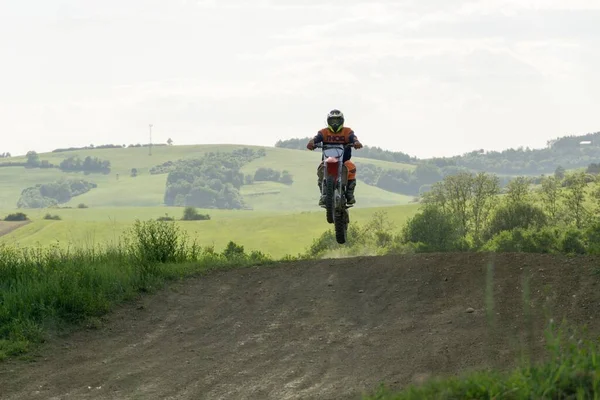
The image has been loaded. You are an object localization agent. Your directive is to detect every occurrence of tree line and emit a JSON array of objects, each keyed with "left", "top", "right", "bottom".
[
  {"left": 403, "top": 170, "right": 600, "bottom": 253},
  {"left": 52, "top": 141, "right": 173, "bottom": 153},
  {"left": 0, "top": 151, "right": 111, "bottom": 174},
  {"left": 275, "top": 130, "right": 600, "bottom": 176},
  {"left": 58, "top": 155, "right": 111, "bottom": 174}
]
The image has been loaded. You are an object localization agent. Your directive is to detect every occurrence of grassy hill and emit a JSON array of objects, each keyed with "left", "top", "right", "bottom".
[
  {"left": 0, "top": 144, "right": 419, "bottom": 255},
  {"left": 0, "top": 144, "right": 415, "bottom": 211}
]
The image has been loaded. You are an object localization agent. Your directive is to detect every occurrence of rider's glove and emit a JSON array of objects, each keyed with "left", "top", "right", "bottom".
[
  {"left": 306, "top": 139, "right": 316, "bottom": 150},
  {"left": 353, "top": 141, "right": 363, "bottom": 149}
]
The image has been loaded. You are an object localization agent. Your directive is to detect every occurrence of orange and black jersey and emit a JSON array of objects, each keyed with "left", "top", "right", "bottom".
[{"left": 313, "top": 127, "right": 358, "bottom": 162}]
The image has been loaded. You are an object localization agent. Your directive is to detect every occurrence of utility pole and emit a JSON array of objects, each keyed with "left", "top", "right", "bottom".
[{"left": 149, "top": 124, "right": 153, "bottom": 156}]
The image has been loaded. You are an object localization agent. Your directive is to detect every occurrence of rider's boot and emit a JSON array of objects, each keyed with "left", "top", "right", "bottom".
[{"left": 346, "top": 179, "right": 356, "bottom": 205}]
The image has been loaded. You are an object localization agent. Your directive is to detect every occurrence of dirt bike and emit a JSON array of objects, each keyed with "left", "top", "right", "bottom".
[{"left": 314, "top": 142, "right": 355, "bottom": 244}]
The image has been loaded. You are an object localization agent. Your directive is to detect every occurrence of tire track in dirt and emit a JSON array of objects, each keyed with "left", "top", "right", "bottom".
[
  {"left": 0, "top": 221, "right": 30, "bottom": 238},
  {"left": 1, "top": 253, "right": 599, "bottom": 400}
]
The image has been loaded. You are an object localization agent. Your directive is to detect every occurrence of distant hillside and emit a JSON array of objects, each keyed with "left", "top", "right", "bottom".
[
  {"left": 428, "top": 131, "right": 600, "bottom": 175},
  {"left": 276, "top": 130, "right": 600, "bottom": 176},
  {"left": 0, "top": 144, "right": 415, "bottom": 211},
  {"left": 1, "top": 130, "right": 598, "bottom": 211}
]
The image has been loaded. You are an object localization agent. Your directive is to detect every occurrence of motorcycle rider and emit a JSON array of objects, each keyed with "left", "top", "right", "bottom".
[{"left": 306, "top": 109, "right": 363, "bottom": 206}]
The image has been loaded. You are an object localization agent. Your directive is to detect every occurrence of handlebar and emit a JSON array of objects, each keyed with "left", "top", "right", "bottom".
[{"left": 314, "top": 143, "right": 355, "bottom": 149}]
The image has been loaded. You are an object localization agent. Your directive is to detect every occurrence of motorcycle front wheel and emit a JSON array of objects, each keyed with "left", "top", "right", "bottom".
[
  {"left": 334, "top": 208, "right": 349, "bottom": 244},
  {"left": 325, "top": 176, "right": 335, "bottom": 224}
]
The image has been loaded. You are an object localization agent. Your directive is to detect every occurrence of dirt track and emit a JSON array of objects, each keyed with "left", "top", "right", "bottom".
[{"left": 1, "top": 253, "right": 599, "bottom": 400}]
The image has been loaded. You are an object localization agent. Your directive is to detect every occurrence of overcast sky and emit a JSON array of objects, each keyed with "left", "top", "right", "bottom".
[{"left": 1, "top": 0, "right": 599, "bottom": 158}]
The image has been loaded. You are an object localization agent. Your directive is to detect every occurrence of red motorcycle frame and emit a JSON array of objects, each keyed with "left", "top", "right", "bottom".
[{"left": 315, "top": 143, "right": 354, "bottom": 244}]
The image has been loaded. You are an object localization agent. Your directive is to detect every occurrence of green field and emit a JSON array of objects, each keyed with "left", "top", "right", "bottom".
[
  {"left": 0, "top": 144, "right": 414, "bottom": 211},
  {"left": 0, "top": 204, "right": 419, "bottom": 258},
  {"left": 0, "top": 144, "right": 420, "bottom": 254}
]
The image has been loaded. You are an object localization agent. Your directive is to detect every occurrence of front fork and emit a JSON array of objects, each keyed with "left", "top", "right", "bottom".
[{"left": 324, "top": 159, "right": 345, "bottom": 209}]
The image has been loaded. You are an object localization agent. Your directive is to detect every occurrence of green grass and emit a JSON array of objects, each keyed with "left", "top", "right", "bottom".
[
  {"left": 0, "top": 204, "right": 420, "bottom": 258},
  {"left": 0, "top": 144, "right": 415, "bottom": 211},
  {"left": 363, "top": 323, "right": 600, "bottom": 400}
]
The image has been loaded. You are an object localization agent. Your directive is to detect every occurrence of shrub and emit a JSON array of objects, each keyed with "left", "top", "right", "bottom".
[
  {"left": 254, "top": 167, "right": 281, "bottom": 182},
  {"left": 126, "top": 219, "right": 188, "bottom": 265},
  {"left": 182, "top": 206, "right": 211, "bottom": 221},
  {"left": 43, "top": 213, "right": 61, "bottom": 220},
  {"left": 485, "top": 201, "right": 548, "bottom": 241},
  {"left": 560, "top": 228, "right": 586, "bottom": 255},
  {"left": 401, "top": 206, "right": 464, "bottom": 252},
  {"left": 222, "top": 241, "right": 245, "bottom": 259},
  {"left": 77, "top": 203, "right": 89, "bottom": 209},
  {"left": 280, "top": 170, "right": 294, "bottom": 185},
  {"left": 4, "top": 213, "right": 28, "bottom": 222},
  {"left": 363, "top": 211, "right": 396, "bottom": 248},
  {"left": 482, "top": 227, "right": 561, "bottom": 253}
]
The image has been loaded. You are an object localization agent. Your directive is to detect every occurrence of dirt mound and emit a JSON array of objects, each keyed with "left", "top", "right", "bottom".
[{"left": 1, "top": 253, "right": 599, "bottom": 400}]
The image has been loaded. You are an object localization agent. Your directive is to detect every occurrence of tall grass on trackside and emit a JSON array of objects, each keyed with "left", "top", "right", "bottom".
[{"left": 0, "top": 219, "right": 274, "bottom": 360}]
